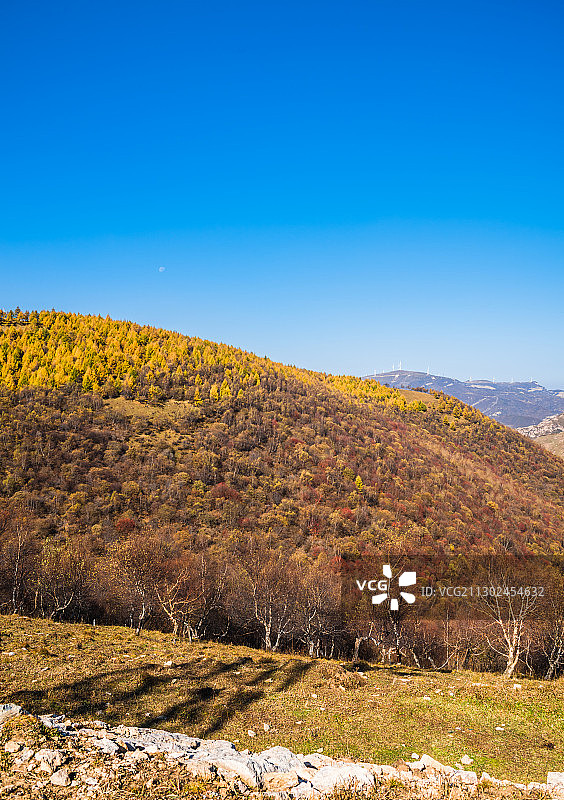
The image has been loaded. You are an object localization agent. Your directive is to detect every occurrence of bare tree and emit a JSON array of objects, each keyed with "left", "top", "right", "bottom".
[
  {"left": 480, "top": 580, "right": 538, "bottom": 678},
  {"left": 108, "top": 535, "right": 162, "bottom": 634},
  {"left": 34, "top": 539, "right": 90, "bottom": 620},
  {"left": 156, "top": 552, "right": 228, "bottom": 641},
  {"left": 296, "top": 559, "right": 342, "bottom": 658},
  {"left": 234, "top": 538, "right": 300, "bottom": 651}
]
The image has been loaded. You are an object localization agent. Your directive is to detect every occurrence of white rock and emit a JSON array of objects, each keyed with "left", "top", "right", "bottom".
[
  {"left": 303, "top": 753, "right": 334, "bottom": 769},
  {"left": 183, "top": 760, "right": 215, "bottom": 780},
  {"left": 263, "top": 723, "right": 270, "bottom": 732},
  {"left": 34, "top": 749, "right": 64, "bottom": 771},
  {"left": 310, "top": 764, "right": 375, "bottom": 793},
  {"left": 0, "top": 704, "right": 22, "bottom": 726},
  {"left": 91, "top": 738, "right": 119, "bottom": 755},
  {"left": 4, "top": 740, "right": 22, "bottom": 753},
  {"left": 548, "top": 772, "right": 564, "bottom": 790},
  {"left": 262, "top": 771, "right": 300, "bottom": 791},
  {"left": 452, "top": 770, "right": 478, "bottom": 785},
  {"left": 460, "top": 754, "right": 473, "bottom": 765},
  {"left": 247, "top": 729, "right": 256, "bottom": 737},
  {"left": 15, "top": 747, "right": 34, "bottom": 764},
  {"left": 213, "top": 757, "right": 259, "bottom": 788},
  {"left": 420, "top": 754, "right": 453, "bottom": 773},
  {"left": 50, "top": 769, "right": 71, "bottom": 787},
  {"left": 380, "top": 765, "right": 400, "bottom": 778}
]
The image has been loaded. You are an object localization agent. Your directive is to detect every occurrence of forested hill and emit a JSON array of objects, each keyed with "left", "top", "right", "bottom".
[{"left": 1, "top": 309, "right": 564, "bottom": 619}]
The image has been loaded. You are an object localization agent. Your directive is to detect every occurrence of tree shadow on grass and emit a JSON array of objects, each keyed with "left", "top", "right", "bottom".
[{"left": 4, "top": 653, "right": 314, "bottom": 739}]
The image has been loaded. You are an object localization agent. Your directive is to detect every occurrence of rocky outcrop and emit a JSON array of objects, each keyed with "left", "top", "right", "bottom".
[
  {"left": 518, "top": 413, "right": 564, "bottom": 439},
  {"left": 0, "top": 704, "right": 556, "bottom": 797}
]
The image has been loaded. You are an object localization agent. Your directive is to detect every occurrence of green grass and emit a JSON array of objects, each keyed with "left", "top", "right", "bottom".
[{"left": 1, "top": 614, "right": 563, "bottom": 784}]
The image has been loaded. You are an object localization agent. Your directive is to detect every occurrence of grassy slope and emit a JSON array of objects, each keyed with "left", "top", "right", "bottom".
[
  {"left": 1, "top": 615, "right": 563, "bottom": 784},
  {"left": 536, "top": 431, "right": 564, "bottom": 459}
]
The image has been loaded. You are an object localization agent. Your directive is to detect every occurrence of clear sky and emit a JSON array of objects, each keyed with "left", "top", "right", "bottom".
[{"left": 1, "top": 1, "right": 563, "bottom": 387}]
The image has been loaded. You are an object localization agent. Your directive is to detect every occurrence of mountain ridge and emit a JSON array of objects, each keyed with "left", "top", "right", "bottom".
[{"left": 366, "top": 370, "right": 564, "bottom": 428}]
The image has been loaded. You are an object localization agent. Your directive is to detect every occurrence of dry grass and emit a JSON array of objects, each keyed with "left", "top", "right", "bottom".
[
  {"left": 535, "top": 432, "right": 564, "bottom": 459},
  {"left": 1, "top": 615, "right": 563, "bottom": 784}
]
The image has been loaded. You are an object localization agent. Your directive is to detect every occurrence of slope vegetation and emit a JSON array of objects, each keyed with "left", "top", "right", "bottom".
[
  {"left": 2, "top": 615, "right": 564, "bottom": 784},
  {"left": 0, "top": 310, "right": 563, "bottom": 553},
  {"left": 0, "top": 310, "right": 564, "bottom": 654}
]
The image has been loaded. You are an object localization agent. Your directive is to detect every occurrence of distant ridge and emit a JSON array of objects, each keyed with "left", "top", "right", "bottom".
[{"left": 366, "top": 370, "right": 564, "bottom": 428}]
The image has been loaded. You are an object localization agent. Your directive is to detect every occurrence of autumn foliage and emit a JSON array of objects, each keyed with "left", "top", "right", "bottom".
[{"left": 1, "top": 309, "right": 564, "bottom": 674}]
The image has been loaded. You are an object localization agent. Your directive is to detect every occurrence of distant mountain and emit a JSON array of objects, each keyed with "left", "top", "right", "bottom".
[
  {"left": 366, "top": 370, "right": 564, "bottom": 428},
  {"left": 518, "top": 413, "right": 564, "bottom": 459}
]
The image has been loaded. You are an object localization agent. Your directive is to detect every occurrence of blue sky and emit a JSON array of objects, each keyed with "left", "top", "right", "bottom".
[{"left": 1, "top": 1, "right": 563, "bottom": 386}]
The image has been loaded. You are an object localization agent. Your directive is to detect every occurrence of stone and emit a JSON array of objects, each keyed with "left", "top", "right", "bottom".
[
  {"left": 262, "top": 770, "right": 300, "bottom": 791},
  {"left": 91, "top": 738, "right": 120, "bottom": 755},
  {"left": 247, "top": 729, "right": 256, "bottom": 737},
  {"left": 420, "top": 754, "right": 453, "bottom": 774},
  {"left": 34, "top": 749, "right": 65, "bottom": 772},
  {"left": 0, "top": 704, "right": 22, "bottom": 727},
  {"left": 548, "top": 773, "right": 564, "bottom": 792},
  {"left": 452, "top": 770, "right": 478, "bottom": 785},
  {"left": 258, "top": 746, "right": 304, "bottom": 773},
  {"left": 213, "top": 757, "right": 259, "bottom": 788},
  {"left": 302, "top": 753, "right": 334, "bottom": 769},
  {"left": 310, "top": 764, "right": 375, "bottom": 793},
  {"left": 50, "top": 769, "right": 71, "bottom": 786},
  {"left": 14, "top": 747, "right": 34, "bottom": 764},
  {"left": 0, "top": 705, "right": 539, "bottom": 798},
  {"left": 183, "top": 760, "right": 215, "bottom": 780},
  {"left": 128, "top": 750, "right": 149, "bottom": 761},
  {"left": 380, "top": 765, "right": 400, "bottom": 779}
]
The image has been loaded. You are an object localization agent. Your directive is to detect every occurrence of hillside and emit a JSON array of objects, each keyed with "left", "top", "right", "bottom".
[
  {"left": 2, "top": 615, "right": 564, "bottom": 786},
  {"left": 519, "top": 413, "right": 564, "bottom": 459},
  {"left": 367, "top": 370, "right": 564, "bottom": 428},
  {"left": 1, "top": 310, "right": 564, "bottom": 658}
]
